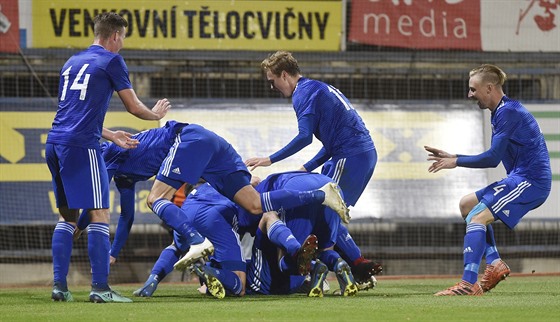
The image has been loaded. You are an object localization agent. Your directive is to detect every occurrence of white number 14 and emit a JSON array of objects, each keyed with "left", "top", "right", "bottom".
[{"left": 60, "top": 64, "right": 91, "bottom": 101}]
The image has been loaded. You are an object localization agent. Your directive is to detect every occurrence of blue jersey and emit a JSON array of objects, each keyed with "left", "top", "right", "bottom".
[
  {"left": 458, "top": 96, "right": 551, "bottom": 190},
  {"left": 292, "top": 78, "right": 374, "bottom": 158},
  {"left": 47, "top": 45, "right": 132, "bottom": 148},
  {"left": 103, "top": 121, "right": 186, "bottom": 181}
]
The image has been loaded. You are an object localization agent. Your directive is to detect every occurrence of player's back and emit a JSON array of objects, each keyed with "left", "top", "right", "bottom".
[
  {"left": 292, "top": 78, "right": 374, "bottom": 157},
  {"left": 106, "top": 121, "right": 186, "bottom": 181},
  {"left": 494, "top": 97, "right": 551, "bottom": 188},
  {"left": 48, "top": 46, "right": 131, "bottom": 148}
]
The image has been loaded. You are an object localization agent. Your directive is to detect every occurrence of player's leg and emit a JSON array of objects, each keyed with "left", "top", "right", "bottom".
[
  {"left": 334, "top": 224, "right": 382, "bottom": 284},
  {"left": 148, "top": 179, "right": 212, "bottom": 268},
  {"left": 51, "top": 207, "right": 78, "bottom": 302},
  {"left": 460, "top": 192, "right": 508, "bottom": 292},
  {"left": 231, "top": 175, "right": 348, "bottom": 222},
  {"left": 435, "top": 201, "right": 491, "bottom": 296},
  {"left": 134, "top": 243, "right": 183, "bottom": 297},
  {"left": 188, "top": 205, "right": 247, "bottom": 296}
]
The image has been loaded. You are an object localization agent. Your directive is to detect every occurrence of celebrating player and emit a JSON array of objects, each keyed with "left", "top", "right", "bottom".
[
  {"left": 244, "top": 50, "right": 381, "bottom": 284},
  {"left": 46, "top": 12, "right": 170, "bottom": 303},
  {"left": 426, "top": 64, "right": 551, "bottom": 296}
]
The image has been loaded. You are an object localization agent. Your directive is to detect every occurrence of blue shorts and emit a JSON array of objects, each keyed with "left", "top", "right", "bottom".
[
  {"left": 156, "top": 124, "right": 250, "bottom": 200},
  {"left": 46, "top": 143, "right": 109, "bottom": 209},
  {"left": 175, "top": 202, "right": 246, "bottom": 272},
  {"left": 321, "top": 149, "right": 377, "bottom": 206},
  {"left": 476, "top": 175, "right": 550, "bottom": 229}
]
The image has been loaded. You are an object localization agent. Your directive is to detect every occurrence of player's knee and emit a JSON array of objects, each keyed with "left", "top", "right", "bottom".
[
  {"left": 465, "top": 202, "right": 488, "bottom": 224},
  {"left": 240, "top": 199, "right": 263, "bottom": 215},
  {"left": 146, "top": 196, "right": 156, "bottom": 210},
  {"left": 459, "top": 196, "right": 471, "bottom": 219}
]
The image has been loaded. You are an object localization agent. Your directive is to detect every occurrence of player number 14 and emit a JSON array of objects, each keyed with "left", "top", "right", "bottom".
[{"left": 60, "top": 64, "right": 91, "bottom": 101}]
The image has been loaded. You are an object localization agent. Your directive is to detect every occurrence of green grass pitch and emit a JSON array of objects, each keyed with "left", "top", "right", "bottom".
[{"left": 1, "top": 275, "right": 559, "bottom": 321}]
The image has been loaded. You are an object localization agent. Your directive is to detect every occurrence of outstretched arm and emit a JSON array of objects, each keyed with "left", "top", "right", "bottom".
[
  {"left": 245, "top": 114, "right": 314, "bottom": 171},
  {"left": 425, "top": 137, "right": 507, "bottom": 173},
  {"left": 118, "top": 88, "right": 171, "bottom": 120},
  {"left": 110, "top": 176, "right": 136, "bottom": 264}
]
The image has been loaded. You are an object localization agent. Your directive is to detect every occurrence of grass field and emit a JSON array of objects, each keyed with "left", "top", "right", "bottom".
[{"left": 1, "top": 275, "right": 559, "bottom": 321}]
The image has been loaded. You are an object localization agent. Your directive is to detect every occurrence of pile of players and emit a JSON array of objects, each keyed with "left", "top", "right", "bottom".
[{"left": 47, "top": 12, "right": 551, "bottom": 302}]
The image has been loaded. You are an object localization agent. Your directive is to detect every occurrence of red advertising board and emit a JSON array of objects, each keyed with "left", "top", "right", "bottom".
[
  {"left": 348, "top": 0, "right": 481, "bottom": 50},
  {"left": 0, "top": 0, "right": 19, "bottom": 53}
]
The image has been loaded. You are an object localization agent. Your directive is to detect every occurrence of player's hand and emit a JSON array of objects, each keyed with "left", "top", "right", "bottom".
[
  {"left": 244, "top": 157, "right": 272, "bottom": 171},
  {"left": 112, "top": 130, "right": 139, "bottom": 149},
  {"left": 110, "top": 256, "right": 117, "bottom": 265},
  {"left": 424, "top": 146, "right": 455, "bottom": 159},
  {"left": 428, "top": 157, "right": 458, "bottom": 173},
  {"left": 152, "top": 98, "right": 171, "bottom": 119}
]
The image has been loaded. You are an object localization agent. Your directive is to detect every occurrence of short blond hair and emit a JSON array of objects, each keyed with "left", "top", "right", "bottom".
[
  {"left": 261, "top": 51, "right": 301, "bottom": 77},
  {"left": 469, "top": 64, "right": 507, "bottom": 87}
]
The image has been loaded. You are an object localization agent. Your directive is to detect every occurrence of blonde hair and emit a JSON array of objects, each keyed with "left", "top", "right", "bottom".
[
  {"left": 469, "top": 64, "right": 507, "bottom": 87},
  {"left": 261, "top": 51, "right": 301, "bottom": 76}
]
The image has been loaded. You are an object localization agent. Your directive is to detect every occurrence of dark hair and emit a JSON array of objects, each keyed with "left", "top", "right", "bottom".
[{"left": 94, "top": 12, "right": 128, "bottom": 39}]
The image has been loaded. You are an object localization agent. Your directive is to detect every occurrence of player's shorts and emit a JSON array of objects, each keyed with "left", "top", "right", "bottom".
[
  {"left": 156, "top": 124, "right": 250, "bottom": 200},
  {"left": 476, "top": 175, "right": 550, "bottom": 229},
  {"left": 321, "top": 148, "right": 377, "bottom": 206},
  {"left": 175, "top": 202, "right": 246, "bottom": 272},
  {"left": 46, "top": 143, "right": 109, "bottom": 209}
]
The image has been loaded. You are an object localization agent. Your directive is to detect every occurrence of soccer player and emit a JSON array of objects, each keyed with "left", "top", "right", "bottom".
[
  {"left": 244, "top": 50, "right": 380, "bottom": 283},
  {"left": 136, "top": 180, "right": 317, "bottom": 299},
  {"left": 145, "top": 123, "right": 349, "bottom": 268},
  {"left": 245, "top": 171, "right": 359, "bottom": 297},
  {"left": 135, "top": 182, "right": 247, "bottom": 299},
  {"left": 75, "top": 120, "right": 184, "bottom": 264},
  {"left": 426, "top": 64, "right": 551, "bottom": 296},
  {"left": 46, "top": 12, "right": 170, "bottom": 303}
]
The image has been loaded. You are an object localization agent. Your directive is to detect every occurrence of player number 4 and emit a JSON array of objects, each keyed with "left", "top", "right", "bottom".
[{"left": 60, "top": 64, "right": 91, "bottom": 101}]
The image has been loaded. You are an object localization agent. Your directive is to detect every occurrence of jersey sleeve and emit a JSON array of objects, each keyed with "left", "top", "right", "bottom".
[
  {"left": 269, "top": 114, "right": 314, "bottom": 163},
  {"left": 456, "top": 108, "right": 519, "bottom": 168},
  {"left": 106, "top": 55, "right": 132, "bottom": 92}
]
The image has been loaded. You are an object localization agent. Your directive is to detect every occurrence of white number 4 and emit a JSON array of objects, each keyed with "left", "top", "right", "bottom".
[
  {"left": 493, "top": 184, "right": 506, "bottom": 196},
  {"left": 60, "top": 64, "right": 91, "bottom": 101}
]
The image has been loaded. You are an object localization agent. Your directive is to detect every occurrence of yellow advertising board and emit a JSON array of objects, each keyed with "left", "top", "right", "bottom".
[
  {"left": 0, "top": 111, "right": 157, "bottom": 181},
  {"left": 32, "top": 0, "right": 343, "bottom": 51}
]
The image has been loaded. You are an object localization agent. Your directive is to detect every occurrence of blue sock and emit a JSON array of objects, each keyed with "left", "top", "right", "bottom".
[
  {"left": 268, "top": 220, "right": 300, "bottom": 256},
  {"left": 88, "top": 223, "right": 110, "bottom": 291},
  {"left": 205, "top": 265, "right": 243, "bottom": 295},
  {"left": 461, "top": 223, "right": 486, "bottom": 284},
  {"left": 260, "top": 189, "right": 324, "bottom": 212},
  {"left": 151, "top": 245, "right": 181, "bottom": 280},
  {"left": 77, "top": 210, "right": 90, "bottom": 230},
  {"left": 485, "top": 224, "right": 501, "bottom": 265},
  {"left": 52, "top": 222, "right": 75, "bottom": 290},
  {"left": 152, "top": 199, "right": 204, "bottom": 245},
  {"left": 335, "top": 224, "right": 361, "bottom": 264},
  {"left": 318, "top": 249, "right": 341, "bottom": 271}
]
